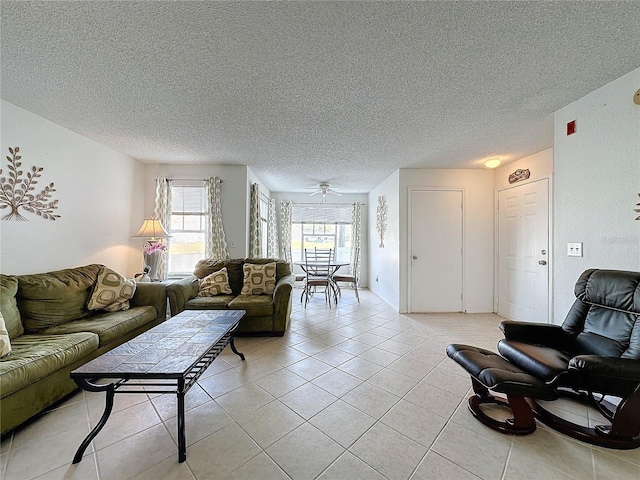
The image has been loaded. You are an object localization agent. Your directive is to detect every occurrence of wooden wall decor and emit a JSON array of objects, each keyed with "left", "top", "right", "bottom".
[
  {"left": 508, "top": 168, "right": 531, "bottom": 184},
  {"left": 0, "top": 147, "right": 60, "bottom": 221}
]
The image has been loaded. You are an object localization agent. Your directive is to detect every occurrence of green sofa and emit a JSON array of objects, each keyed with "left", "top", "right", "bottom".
[
  {"left": 0, "top": 264, "right": 167, "bottom": 435},
  {"left": 167, "top": 258, "right": 295, "bottom": 336}
]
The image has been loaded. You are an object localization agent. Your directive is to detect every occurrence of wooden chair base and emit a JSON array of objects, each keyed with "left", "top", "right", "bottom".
[
  {"left": 529, "top": 392, "right": 640, "bottom": 450},
  {"left": 468, "top": 385, "right": 640, "bottom": 448},
  {"left": 450, "top": 344, "right": 640, "bottom": 449},
  {"left": 468, "top": 379, "right": 536, "bottom": 435}
]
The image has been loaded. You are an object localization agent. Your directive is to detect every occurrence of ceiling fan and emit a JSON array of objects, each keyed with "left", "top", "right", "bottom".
[{"left": 308, "top": 183, "right": 342, "bottom": 202}]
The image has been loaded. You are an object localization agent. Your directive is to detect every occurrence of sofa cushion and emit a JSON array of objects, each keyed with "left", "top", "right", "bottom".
[
  {"left": 194, "top": 259, "right": 245, "bottom": 293},
  {"left": 41, "top": 306, "right": 156, "bottom": 348},
  {"left": 193, "top": 258, "right": 291, "bottom": 295},
  {"left": 0, "top": 332, "right": 99, "bottom": 398},
  {"left": 241, "top": 262, "right": 276, "bottom": 295},
  {"left": 228, "top": 294, "right": 274, "bottom": 317},
  {"left": 0, "top": 274, "right": 23, "bottom": 339},
  {"left": 87, "top": 267, "right": 136, "bottom": 312},
  {"left": 0, "top": 313, "right": 11, "bottom": 358},
  {"left": 185, "top": 295, "right": 235, "bottom": 310},
  {"left": 16, "top": 264, "right": 101, "bottom": 332},
  {"left": 245, "top": 258, "right": 292, "bottom": 281},
  {"left": 198, "top": 268, "right": 232, "bottom": 296}
]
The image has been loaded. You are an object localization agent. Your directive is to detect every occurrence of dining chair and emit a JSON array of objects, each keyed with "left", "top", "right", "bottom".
[
  {"left": 284, "top": 248, "right": 306, "bottom": 283},
  {"left": 302, "top": 247, "right": 334, "bottom": 308},
  {"left": 332, "top": 246, "right": 360, "bottom": 302},
  {"left": 283, "top": 248, "right": 307, "bottom": 303}
]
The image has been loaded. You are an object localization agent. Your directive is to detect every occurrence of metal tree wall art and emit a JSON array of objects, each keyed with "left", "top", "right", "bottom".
[
  {"left": 0, "top": 147, "right": 60, "bottom": 221},
  {"left": 635, "top": 193, "right": 640, "bottom": 221},
  {"left": 376, "top": 195, "right": 388, "bottom": 248}
]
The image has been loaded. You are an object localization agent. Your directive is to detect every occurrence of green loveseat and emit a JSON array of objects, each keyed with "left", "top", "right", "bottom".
[
  {"left": 0, "top": 264, "right": 167, "bottom": 435},
  {"left": 167, "top": 258, "right": 295, "bottom": 336}
]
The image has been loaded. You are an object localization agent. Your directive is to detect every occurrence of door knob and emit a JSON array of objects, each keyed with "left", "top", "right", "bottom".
[
  {"left": 538, "top": 260, "right": 547, "bottom": 265},
  {"left": 412, "top": 255, "right": 418, "bottom": 260}
]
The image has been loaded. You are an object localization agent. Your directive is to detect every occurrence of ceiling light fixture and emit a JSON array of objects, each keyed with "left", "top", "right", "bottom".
[{"left": 484, "top": 158, "right": 501, "bottom": 169}]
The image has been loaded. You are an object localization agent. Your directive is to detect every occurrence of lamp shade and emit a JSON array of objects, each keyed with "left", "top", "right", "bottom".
[{"left": 132, "top": 217, "right": 171, "bottom": 239}]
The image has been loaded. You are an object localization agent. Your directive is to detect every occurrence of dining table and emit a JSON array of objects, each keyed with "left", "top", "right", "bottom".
[
  {"left": 294, "top": 260, "right": 350, "bottom": 275},
  {"left": 294, "top": 260, "right": 350, "bottom": 304}
]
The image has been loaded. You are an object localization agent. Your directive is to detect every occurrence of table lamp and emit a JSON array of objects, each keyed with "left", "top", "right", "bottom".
[{"left": 132, "top": 215, "right": 171, "bottom": 281}]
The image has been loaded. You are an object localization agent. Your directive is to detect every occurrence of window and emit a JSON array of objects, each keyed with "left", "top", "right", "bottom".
[
  {"left": 291, "top": 205, "right": 352, "bottom": 263},
  {"left": 168, "top": 184, "right": 206, "bottom": 276}
]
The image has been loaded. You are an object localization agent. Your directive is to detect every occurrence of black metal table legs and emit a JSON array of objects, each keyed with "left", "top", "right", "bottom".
[
  {"left": 177, "top": 378, "right": 186, "bottom": 462},
  {"left": 72, "top": 379, "right": 117, "bottom": 464},
  {"left": 72, "top": 335, "right": 245, "bottom": 464},
  {"left": 230, "top": 335, "right": 245, "bottom": 361}
]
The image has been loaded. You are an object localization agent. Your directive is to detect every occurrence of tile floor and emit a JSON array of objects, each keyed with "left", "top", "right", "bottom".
[{"left": 2, "top": 288, "right": 639, "bottom": 480}]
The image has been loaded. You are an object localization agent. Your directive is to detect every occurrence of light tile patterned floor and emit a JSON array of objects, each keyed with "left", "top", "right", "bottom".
[{"left": 2, "top": 289, "right": 639, "bottom": 479}]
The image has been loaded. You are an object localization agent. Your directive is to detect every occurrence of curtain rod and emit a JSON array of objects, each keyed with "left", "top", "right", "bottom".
[
  {"left": 153, "top": 177, "right": 223, "bottom": 183},
  {"left": 289, "top": 202, "right": 366, "bottom": 206}
]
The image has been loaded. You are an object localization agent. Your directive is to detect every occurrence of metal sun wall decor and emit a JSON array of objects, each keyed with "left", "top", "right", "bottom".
[
  {"left": 0, "top": 146, "right": 60, "bottom": 221},
  {"left": 376, "top": 195, "right": 388, "bottom": 248}
]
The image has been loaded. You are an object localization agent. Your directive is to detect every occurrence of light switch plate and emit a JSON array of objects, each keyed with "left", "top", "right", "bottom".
[{"left": 567, "top": 242, "right": 583, "bottom": 257}]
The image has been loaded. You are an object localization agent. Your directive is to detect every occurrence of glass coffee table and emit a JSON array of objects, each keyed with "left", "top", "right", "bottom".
[{"left": 70, "top": 309, "right": 246, "bottom": 463}]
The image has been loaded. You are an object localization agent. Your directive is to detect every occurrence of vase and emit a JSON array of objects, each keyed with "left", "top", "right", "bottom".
[{"left": 144, "top": 250, "right": 163, "bottom": 281}]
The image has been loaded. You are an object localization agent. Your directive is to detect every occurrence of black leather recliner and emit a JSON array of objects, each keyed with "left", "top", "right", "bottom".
[{"left": 447, "top": 269, "right": 640, "bottom": 449}]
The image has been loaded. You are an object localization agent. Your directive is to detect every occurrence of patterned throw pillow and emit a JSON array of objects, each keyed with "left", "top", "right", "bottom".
[
  {"left": 87, "top": 267, "right": 136, "bottom": 312},
  {"left": 0, "top": 312, "right": 11, "bottom": 358},
  {"left": 198, "top": 267, "right": 232, "bottom": 297},
  {"left": 240, "top": 262, "right": 276, "bottom": 295}
]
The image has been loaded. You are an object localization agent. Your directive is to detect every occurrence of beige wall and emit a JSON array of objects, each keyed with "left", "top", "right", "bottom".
[{"left": 0, "top": 100, "right": 145, "bottom": 276}]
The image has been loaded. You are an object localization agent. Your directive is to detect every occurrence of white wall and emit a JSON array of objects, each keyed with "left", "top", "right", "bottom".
[
  {"left": 143, "top": 164, "right": 250, "bottom": 259},
  {"left": 553, "top": 67, "right": 640, "bottom": 320},
  {"left": 399, "top": 169, "right": 495, "bottom": 313},
  {"left": 368, "top": 171, "right": 400, "bottom": 310},
  {"left": 0, "top": 100, "right": 144, "bottom": 276},
  {"left": 271, "top": 191, "right": 369, "bottom": 286}
]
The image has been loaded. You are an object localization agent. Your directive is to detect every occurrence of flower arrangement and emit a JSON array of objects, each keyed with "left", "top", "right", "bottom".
[{"left": 144, "top": 241, "right": 167, "bottom": 254}]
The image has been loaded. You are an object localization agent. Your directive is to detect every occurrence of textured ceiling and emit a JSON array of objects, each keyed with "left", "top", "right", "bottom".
[{"left": 2, "top": 1, "right": 639, "bottom": 193}]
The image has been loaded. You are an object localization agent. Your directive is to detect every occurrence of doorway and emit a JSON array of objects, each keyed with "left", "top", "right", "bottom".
[
  {"left": 409, "top": 189, "right": 463, "bottom": 312},
  {"left": 497, "top": 178, "right": 550, "bottom": 322}
]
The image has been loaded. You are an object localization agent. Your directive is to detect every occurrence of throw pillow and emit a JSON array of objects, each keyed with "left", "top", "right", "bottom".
[
  {"left": 87, "top": 267, "right": 136, "bottom": 312},
  {"left": 0, "top": 312, "right": 11, "bottom": 358},
  {"left": 241, "top": 262, "right": 276, "bottom": 295},
  {"left": 198, "top": 267, "right": 232, "bottom": 296}
]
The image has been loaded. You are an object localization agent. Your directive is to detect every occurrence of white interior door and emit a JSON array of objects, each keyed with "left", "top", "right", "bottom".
[
  {"left": 410, "top": 189, "right": 463, "bottom": 312},
  {"left": 498, "top": 179, "right": 549, "bottom": 322}
]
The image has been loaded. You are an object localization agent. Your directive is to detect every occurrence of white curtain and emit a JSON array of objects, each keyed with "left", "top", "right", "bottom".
[
  {"left": 205, "top": 177, "right": 230, "bottom": 259},
  {"left": 267, "top": 198, "right": 280, "bottom": 259},
  {"left": 249, "top": 183, "right": 262, "bottom": 258},
  {"left": 351, "top": 202, "right": 362, "bottom": 280},
  {"left": 280, "top": 201, "right": 292, "bottom": 260},
  {"left": 153, "top": 176, "right": 172, "bottom": 281}
]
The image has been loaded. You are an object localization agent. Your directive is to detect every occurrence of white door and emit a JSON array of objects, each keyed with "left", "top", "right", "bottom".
[
  {"left": 498, "top": 179, "right": 549, "bottom": 322},
  {"left": 410, "top": 190, "right": 463, "bottom": 312}
]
